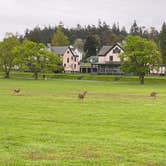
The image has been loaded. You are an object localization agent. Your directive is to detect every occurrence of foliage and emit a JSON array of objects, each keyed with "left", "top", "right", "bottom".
[
  {"left": 83, "top": 35, "right": 100, "bottom": 59},
  {"left": 130, "top": 20, "right": 141, "bottom": 36},
  {"left": 51, "top": 27, "right": 69, "bottom": 46},
  {"left": 0, "top": 35, "right": 20, "bottom": 78},
  {"left": 159, "top": 22, "right": 166, "bottom": 64},
  {"left": 15, "top": 40, "right": 62, "bottom": 79},
  {"left": 120, "top": 35, "right": 162, "bottom": 84},
  {"left": 73, "top": 38, "right": 84, "bottom": 51},
  {"left": 23, "top": 20, "right": 160, "bottom": 50}
]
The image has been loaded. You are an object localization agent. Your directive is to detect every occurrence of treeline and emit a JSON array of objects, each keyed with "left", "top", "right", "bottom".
[
  {"left": 23, "top": 20, "right": 159, "bottom": 47},
  {"left": 19, "top": 20, "right": 166, "bottom": 64}
]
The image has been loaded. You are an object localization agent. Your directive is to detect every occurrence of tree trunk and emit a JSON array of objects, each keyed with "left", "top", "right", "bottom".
[
  {"left": 4, "top": 71, "right": 10, "bottom": 78},
  {"left": 34, "top": 72, "right": 38, "bottom": 80},
  {"left": 139, "top": 74, "right": 145, "bottom": 85}
]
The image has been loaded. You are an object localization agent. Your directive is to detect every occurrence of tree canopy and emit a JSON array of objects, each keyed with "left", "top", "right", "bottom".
[
  {"left": 51, "top": 27, "right": 69, "bottom": 46},
  {"left": 15, "top": 40, "right": 62, "bottom": 79},
  {"left": 84, "top": 35, "right": 100, "bottom": 59},
  {"left": 120, "top": 35, "right": 162, "bottom": 84},
  {"left": 159, "top": 22, "right": 166, "bottom": 64},
  {"left": 0, "top": 35, "right": 20, "bottom": 78}
]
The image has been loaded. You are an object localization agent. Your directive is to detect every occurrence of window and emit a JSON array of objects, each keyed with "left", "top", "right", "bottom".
[
  {"left": 74, "top": 64, "right": 76, "bottom": 69},
  {"left": 71, "top": 57, "right": 73, "bottom": 60},
  {"left": 109, "top": 56, "right": 113, "bottom": 61},
  {"left": 113, "top": 47, "right": 121, "bottom": 54},
  {"left": 67, "top": 58, "right": 69, "bottom": 63},
  {"left": 64, "top": 64, "right": 66, "bottom": 67},
  {"left": 67, "top": 51, "right": 70, "bottom": 54},
  {"left": 74, "top": 57, "right": 77, "bottom": 62}
]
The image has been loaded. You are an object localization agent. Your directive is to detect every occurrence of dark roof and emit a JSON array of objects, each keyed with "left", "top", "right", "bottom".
[
  {"left": 98, "top": 46, "right": 112, "bottom": 56},
  {"left": 50, "top": 46, "right": 68, "bottom": 55},
  {"left": 98, "top": 43, "right": 124, "bottom": 56},
  {"left": 50, "top": 46, "right": 79, "bottom": 57}
]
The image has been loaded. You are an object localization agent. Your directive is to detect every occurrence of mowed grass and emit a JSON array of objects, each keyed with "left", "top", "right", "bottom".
[{"left": 0, "top": 79, "right": 166, "bottom": 166}]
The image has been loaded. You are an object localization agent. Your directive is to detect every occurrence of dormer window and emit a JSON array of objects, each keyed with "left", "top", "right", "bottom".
[{"left": 113, "top": 47, "right": 121, "bottom": 54}]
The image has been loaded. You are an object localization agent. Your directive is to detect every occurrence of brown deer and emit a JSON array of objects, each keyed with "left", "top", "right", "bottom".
[
  {"left": 78, "top": 91, "right": 87, "bottom": 102},
  {"left": 150, "top": 92, "right": 157, "bottom": 98},
  {"left": 13, "top": 89, "right": 21, "bottom": 95}
]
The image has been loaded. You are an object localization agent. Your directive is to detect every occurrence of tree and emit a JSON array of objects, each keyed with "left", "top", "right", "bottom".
[
  {"left": 159, "top": 22, "right": 166, "bottom": 64},
  {"left": 0, "top": 35, "right": 20, "bottom": 78},
  {"left": 112, "top": 23, "right": 120, "bottom": 35},
  {"left": 130, "top": 20, "right": 141, "bottom": 36},
  {"left": 15, "top": 40, "right": 62, "bottom": 79},
  {"left": 73, "top": 38, "right": 84, "bottom": 51},
  {"left": 51, "top": 27, "right": 69, "bottom": 46},
  {"left": 120, "top": 35, "right": 162, "bottom": 84},
  {"left": 149, "top": 27, "right": 159, "bottom": 43},
  {"left": 84, "top": 35, "right": 100, "bottom": 59},
  {"left": 121, "top": 26, "right": 127, "bottom": 36}
]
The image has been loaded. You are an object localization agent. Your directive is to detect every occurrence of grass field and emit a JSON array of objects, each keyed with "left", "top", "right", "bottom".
[{"left": 0, "top": 78, "right": 166, "bottom": 166}]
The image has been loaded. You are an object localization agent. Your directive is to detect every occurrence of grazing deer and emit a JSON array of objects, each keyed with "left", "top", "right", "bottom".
[
  {"left": 150, "top": 92, "right": 157, "bottom": 98},
  {"left": 78, "top": 91, "right": 87, "bottom": 102},
  {"left": 13, "top": 89, "right": 21, "bottom": 95}
]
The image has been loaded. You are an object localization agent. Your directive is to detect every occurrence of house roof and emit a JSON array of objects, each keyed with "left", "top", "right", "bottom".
[
  {"left": 98, "top": 46, "right": 113, "bottom": 56},
  {"left": 98, "top": 43, "right": 124, "bottom": 56},
  {"left": 50, "top": 46, "right": 79, "bottom": 57},
  {"left": 50, "top": 46, "right": 68, "bottom": 55}
]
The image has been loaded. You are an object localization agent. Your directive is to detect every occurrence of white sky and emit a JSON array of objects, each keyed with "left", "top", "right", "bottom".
[{"left": 0, "top": 0, "right": 165, "bottom": 40}]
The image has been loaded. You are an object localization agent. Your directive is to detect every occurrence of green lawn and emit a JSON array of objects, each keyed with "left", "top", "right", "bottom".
[{"left": 0, "top": 78, "right": 166, "bottom": 166}]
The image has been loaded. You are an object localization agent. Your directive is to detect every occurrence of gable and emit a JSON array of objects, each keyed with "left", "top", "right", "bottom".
[{"left": 98, "top": 44, "right": 123, "bottom": 56}]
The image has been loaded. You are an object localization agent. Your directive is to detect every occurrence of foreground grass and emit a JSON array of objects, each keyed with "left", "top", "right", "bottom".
[{"left": 0, "top": 79, "right": 166, "bottom": 166}]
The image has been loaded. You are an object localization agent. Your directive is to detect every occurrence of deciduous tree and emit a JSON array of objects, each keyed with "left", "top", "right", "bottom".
[
  {"left": 0, "top": 35, "right": 20, "bottom": 78},
  {"left": 15, "top": 40, "right": 62, "bottom": 79},
  {"left": 120, "top": 35, "right": 162, "bottom": 84}
]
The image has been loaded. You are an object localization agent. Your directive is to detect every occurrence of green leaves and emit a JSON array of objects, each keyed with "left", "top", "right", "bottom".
[
  {"left": 0, "top": 35, "right": 20, "bottom": 78},
  {"left": 16, "top": 40, "right": 62, "bottom": 79},
  {"left": 120, "top": 35, "right": 162, "bottom": 84},
  {"left": 51, "top": 27, "right": 69, "bottom": 46}
]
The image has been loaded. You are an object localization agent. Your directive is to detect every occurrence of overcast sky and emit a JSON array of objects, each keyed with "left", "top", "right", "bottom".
[{"left": 0, "top": 0, "right": 165, "bottom": 40}]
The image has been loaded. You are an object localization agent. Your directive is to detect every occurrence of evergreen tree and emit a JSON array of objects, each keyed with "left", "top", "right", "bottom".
[
  {"left": 84, "top": 35, "right": 100, "bottom": 59},
  {"left": 159, "top": 22, "right": 166, "bottom": 64},
  {"left": 51, "top": 27, "right": 69, "bottom": 46},
  {"left": 130, "top": 20, "right": 141, "bottom": 36},
  {"left": 121, "top": 26, "right": 127, "bottom": 36}
]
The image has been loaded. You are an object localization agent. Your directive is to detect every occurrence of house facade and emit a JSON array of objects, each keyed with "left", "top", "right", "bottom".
[
  {"left": 91, "top": 44, "right": 124, "bottom": 75},
  {"left": 48, "top": 45, "right": 80, "bottom": 73}
]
